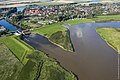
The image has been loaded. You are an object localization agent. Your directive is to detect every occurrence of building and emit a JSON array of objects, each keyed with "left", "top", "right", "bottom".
[{"left": 0, "top": 26, "right": 6, "bottom": 32}]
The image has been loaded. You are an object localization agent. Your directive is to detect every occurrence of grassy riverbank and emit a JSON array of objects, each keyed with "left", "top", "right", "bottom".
[
  {"left": 18, "top": 50, "right": 77, "bottom": 80},
  {"left": 64, "top": 15, "right": 120, "bottom": 25},
  {"left": 93, "top": 15, "right": 120, "bottom": 22},
  {"left": 96, "top": 28, "right": 120, "bottom": 53},
  {"left": 0, "top": 36, "right": 77, "bottom": 80},
  {"left": 64, "top": 18, "right": 94, "bottom": 26},
  {"left": 32, "top": 22, "right": 74, "bottom": 51}
]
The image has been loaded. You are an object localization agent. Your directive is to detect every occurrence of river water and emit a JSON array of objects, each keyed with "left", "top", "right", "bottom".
[
  {"left": 23, "top": 22, "right": 120, "bottom": 80},
  {"left": 0, "top": 19, "right": 17, "bottom": 31}
]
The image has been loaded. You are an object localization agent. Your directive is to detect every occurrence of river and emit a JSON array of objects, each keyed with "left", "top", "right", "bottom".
[
  {"left": 0, "top": 19, "right": 17, "bottom": 31},
  {"left": 23, "top": 22, "right": 120, "bottom": 80},
  {"left": 0, "top": 6, "right": 26, "bottom": 31},
  {"left": 0, "top": 18, "right": 120, "bottom": 80}
]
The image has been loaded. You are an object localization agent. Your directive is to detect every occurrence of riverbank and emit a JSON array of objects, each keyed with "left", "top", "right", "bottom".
[
  {"left": 64, "top": 18, "right": 95, "bottom": 26},
  {"left": 32, "top": 22, "right": 74, "bottom": 52},
  {"left": 0, "top": 35, "right": 77, "bottom": 80},
  {"left": 93, "top": 15, "right": 120, "bottom": 22},
  {"left": 31, "top": 15, "right": 120, "bottom": 52},
  {"left": 64, "top": 15, "right": 120, "bottom": 26},
  {"left": 18, "top": 50, "right": 77, "bottom": 80},
  {"left": 96, "top": 28, "right": 120, "bottom": 54},
  {"left": 4, "top": 14, "right": 120, "bottom": 53}
]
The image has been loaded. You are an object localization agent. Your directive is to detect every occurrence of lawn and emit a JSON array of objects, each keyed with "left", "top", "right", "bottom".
[
  {"left": 0, "top": 36, "right": 33, "bottom": 64},
  {"left": 64, "top": 18, "right": 94, "bottom": 26},
  {"left": 96, "top": 28, "right": 120, "bottom": 53}
]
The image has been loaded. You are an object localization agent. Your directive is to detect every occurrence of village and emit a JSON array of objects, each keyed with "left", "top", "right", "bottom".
[
  {"left": 24, "top": 2, "right": 120, "bottom": 19},
  {"left": 1, "top": 2, "right": 120, "bottom": 36}
]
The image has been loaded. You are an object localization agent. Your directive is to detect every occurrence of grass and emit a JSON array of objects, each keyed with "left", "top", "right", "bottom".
[
  {"left": 64, "top": 15, "right": 120, "bottom": 25},
  {"left": 32, "top": 23, "right": 74, "bottom": 51},
  {"left": 98, "top": 15, "right": 120, "bottom": 18},
  {"left": 18, "top": 50, "right": 77, "bottom": 80},
  {"left": 0, "top": 43, "right": 23, "bottom": 80},
  {"left": 39, "top": 60, "right": 76, "bottom": 80},
  {"left": 64, "top": 18, "right": 94, "bottom": 26},
  {"left": 49, "top": 31, "right": 73, "bottom": 51},
  {"left": 22, "top": 21, "right": 41, "bottom": 29},
  {"left": 0, "top": 36, "right": 33, "bottom": 64},
  {"left": 17, "top": 60, "right": 36, "bottom": 80},
  {"left": 96, "top": 28, "right": 120, "bottom": 53},
  {"left": 93, "top": 15, "right": 120, "bottom": 22},
  {"left": 32, "top": 22, "right": 67, "bottom": 38},
  {"left": 0, "top": 36, "right": 77, "bottom": 80}
]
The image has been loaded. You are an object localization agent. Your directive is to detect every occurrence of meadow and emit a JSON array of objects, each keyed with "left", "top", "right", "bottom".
[
  {"left": 64, "top": 18, "right": 94, "bottom": 26},
  {"left": 0, "top": 36, "right": 33, "bottom": 64},
  {"left": 93, "top": 15, "right": 120, "bottom": 22},
  {"left": 32, "top": 22, "right": 67, "bottom": 37},
  {"left": 0, "top": 43, "right": 23, "bottom": 80}
]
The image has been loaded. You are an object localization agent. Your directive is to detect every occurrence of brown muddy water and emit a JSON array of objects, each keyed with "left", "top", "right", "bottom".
[{"left": 24, "top": 22, "right": 120, "bottom": 80}]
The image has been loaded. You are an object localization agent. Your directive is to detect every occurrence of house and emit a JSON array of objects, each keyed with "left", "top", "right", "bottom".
[
  {"left": 24, "top": 8, "right": 40, "bottom": 16},
  {"left": 0, "top": 26, "right": 6, "bottom": 32}
]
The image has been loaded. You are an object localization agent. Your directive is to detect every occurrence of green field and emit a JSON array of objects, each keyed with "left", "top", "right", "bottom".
[
  {"left": 96, "top": 28, "right": 120, "bottom": 53},
  {"left": 64, "top": 15, "right": 120, "bottom": 25},
  {"left": 0, "top": 43, "right": 23, "bottom": 80},
  {"left": 32, "top": 22, "right": 67, "bottom": 37},
  {"left": 64, "top": 18, "right": 94, "bottom": 26},
  {"left": 0, "top": 36, "right": 33, "bottom": 64},
  {"left": 93, "top": 15, "right": 120, "bottom": 22}
]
